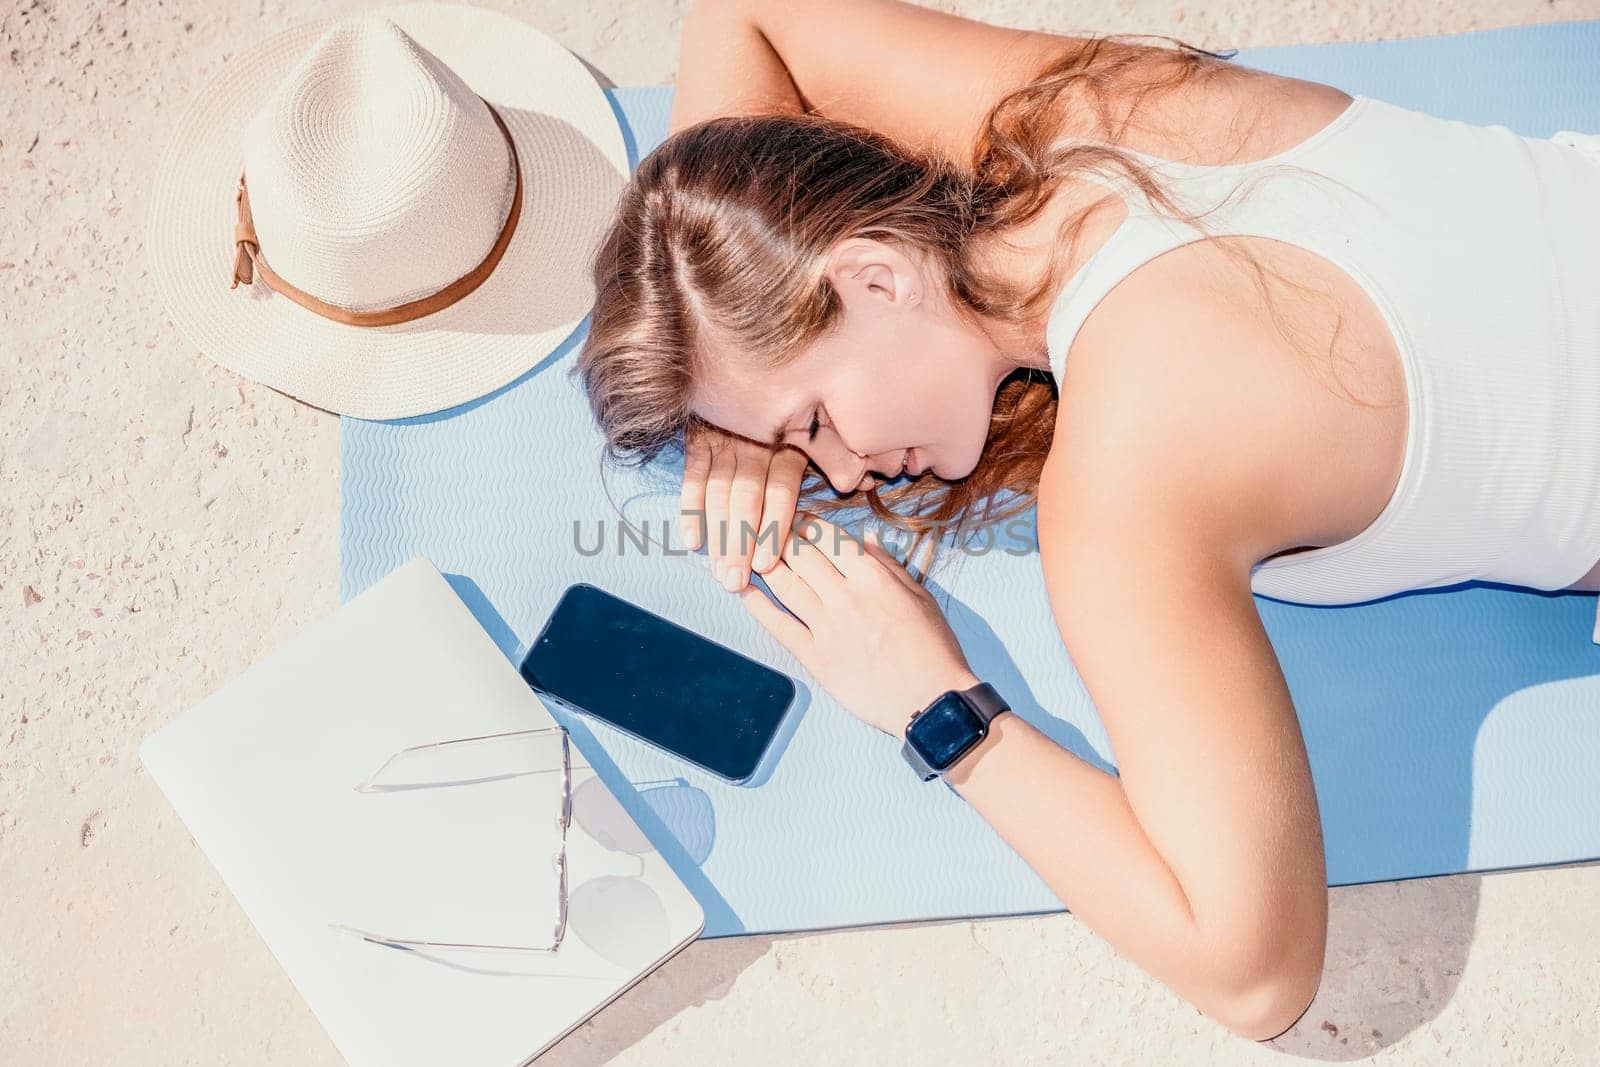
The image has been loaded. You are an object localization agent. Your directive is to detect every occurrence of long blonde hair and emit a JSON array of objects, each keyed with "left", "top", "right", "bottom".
[{"left": 576, "top": 33, "right": 1297, "bottom": 579}]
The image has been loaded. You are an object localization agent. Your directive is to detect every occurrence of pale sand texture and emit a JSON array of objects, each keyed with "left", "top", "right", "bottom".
[{"left": 4, "top": 1, "right": 1599, "bottom": 1063}]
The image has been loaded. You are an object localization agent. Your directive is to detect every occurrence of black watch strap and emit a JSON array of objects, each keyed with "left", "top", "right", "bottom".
[{"left": 962, "top": 681, "right": 1009, "bottom": 725}]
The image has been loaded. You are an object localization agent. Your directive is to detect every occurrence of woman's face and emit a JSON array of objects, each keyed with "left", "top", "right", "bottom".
[{"left": 690, "top": 238, "right": 1023, "bottom": 492}]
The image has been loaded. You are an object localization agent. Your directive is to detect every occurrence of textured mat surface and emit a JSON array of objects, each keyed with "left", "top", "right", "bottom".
[{"left": 342, "top": 21, "right": 1600, "bottom": 937}]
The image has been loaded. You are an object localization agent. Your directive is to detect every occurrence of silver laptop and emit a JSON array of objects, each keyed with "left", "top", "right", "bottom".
[{"left": 139, "top": 556, "right": 704, "bottom": 1065}]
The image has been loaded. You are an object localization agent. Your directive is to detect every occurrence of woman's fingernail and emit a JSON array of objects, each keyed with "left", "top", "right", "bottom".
[{"left": 722, "top": 567, "right": 744, "bottom": 592}]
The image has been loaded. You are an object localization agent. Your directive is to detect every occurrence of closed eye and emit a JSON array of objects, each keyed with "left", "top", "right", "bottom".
[{"left": 807, "top": 408, "right": 821, "bottom": 442}]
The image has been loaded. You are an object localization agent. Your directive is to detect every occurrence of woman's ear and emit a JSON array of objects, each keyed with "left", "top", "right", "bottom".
[{"left": 827, "top": 237, "right": 922, "bottom": 308}]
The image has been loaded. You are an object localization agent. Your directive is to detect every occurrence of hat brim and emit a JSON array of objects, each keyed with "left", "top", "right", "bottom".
[{"left": 147, "top": 2, "right": 630, "bottom": 420}]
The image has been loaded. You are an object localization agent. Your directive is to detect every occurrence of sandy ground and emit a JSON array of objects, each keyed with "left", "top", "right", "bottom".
[{"left": 4, "top": 0, "right": 1600, "bottom": 1063}]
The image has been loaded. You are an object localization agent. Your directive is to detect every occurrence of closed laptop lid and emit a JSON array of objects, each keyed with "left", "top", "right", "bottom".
[{"left": 139, "top": 556, "right": 704, "bottom": 1066}]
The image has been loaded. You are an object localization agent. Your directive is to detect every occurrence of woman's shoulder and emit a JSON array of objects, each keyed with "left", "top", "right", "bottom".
[
  {"left": 1048, "top": 65, "right": 1354, "bottom": 168},
  {"left": 1038, "top": 237, "right": 1377, "bottom": 568}
]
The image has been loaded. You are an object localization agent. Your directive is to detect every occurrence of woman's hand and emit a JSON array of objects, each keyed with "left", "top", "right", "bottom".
[
  {"left": 680, "top": 421, "right": 810, "bottom": 592},
  {"left": 734, "top": 514, "right": 979, "bottom": 739}
]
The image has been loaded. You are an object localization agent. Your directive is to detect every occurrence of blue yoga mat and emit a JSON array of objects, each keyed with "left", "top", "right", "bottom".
[{"left": 342, "top": 20, "right": 1600, "bottom": 937}]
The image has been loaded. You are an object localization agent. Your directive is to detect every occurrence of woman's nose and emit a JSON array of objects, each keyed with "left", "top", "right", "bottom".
[
  {"left": 820, "top": 457, "right": 861, "bottom": 494},
  {"left": 814, "top": 443, "right": 864, "bottom": 494}
]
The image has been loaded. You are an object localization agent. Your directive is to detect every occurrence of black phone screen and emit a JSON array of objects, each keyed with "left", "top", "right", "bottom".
[{"left": 519, "top": 583, "right": 796, "bottom": 783}]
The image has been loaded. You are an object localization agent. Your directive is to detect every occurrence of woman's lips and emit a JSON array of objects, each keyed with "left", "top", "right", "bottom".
[{"left": 860, "top": 449, "right": 919, "bottom": 490}]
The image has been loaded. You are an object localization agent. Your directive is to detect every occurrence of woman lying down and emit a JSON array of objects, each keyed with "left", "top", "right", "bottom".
[{"left": 574, "top": 0, "right": 1600, "bottom": 1041}]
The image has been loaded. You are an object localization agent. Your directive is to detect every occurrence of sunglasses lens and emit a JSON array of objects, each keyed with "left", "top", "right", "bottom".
[
  {"left": 567, "top": 876, "right": 670, "bottom": 967},
  {"left": 571, "top": 775, "right": 655, "bottom": 853},
  {"left": 572, "top": 776, "right": 715, "bottom": 866}
]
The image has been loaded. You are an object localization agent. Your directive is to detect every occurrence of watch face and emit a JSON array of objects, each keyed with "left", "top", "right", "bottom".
[{"left": 907, "top": 692, "right": 986, "bottom": 770}]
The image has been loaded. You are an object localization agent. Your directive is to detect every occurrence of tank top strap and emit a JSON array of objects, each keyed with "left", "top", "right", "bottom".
[
  {"left": 1043, "top": 203, "right": 1204, "bottom": 382},
  {"left": 1042, "top": 101, "right": 1379, "bottom": 382}
]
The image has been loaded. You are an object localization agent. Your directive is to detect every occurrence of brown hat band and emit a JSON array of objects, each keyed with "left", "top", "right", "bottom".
[{"left": 230, "top": 98, "right": 523, "bottom": 328}]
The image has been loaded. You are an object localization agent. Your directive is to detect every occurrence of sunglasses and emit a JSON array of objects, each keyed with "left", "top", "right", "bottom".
[{"left": 327, "top": 726, "right": 574, "bottom": 954}]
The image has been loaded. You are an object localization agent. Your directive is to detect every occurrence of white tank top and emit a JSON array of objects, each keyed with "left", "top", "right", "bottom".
[{"left": 1044, "top": 94, "right": 1600, "bottom": 630}]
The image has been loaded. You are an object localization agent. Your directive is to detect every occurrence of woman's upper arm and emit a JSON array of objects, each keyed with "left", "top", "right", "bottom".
[
  {"left": 670, "top": 0, "right": 807, "bottom": 134},
  {"left": 736, "top": 0, "right": 1073, "bottom": 162},
  {"left": 1036, "top": 321, "right": 1330, "bottom": 994},
  {"left": 1040, "top": 510, "right": 1328, "bottom": 987}
]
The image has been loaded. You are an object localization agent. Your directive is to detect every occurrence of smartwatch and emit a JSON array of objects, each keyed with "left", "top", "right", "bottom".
[{"left": 900, "top": 681, "right": 1010, "bottom": 783}]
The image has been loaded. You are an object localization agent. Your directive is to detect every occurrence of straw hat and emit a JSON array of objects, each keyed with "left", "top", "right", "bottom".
[{"left": 148, "top": 3, "right": 629, "bottom": 419}]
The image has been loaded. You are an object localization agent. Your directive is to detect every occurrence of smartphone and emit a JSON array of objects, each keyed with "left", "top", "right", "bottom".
[{"left": 519, "top": 583, "right": 796, "bottom": 784}]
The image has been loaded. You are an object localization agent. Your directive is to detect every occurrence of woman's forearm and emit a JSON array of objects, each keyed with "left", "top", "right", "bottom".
[
  {"left": 939, "top": 696, "right": 1281, "bottom": 1036},
  {"left": 669, "top": 0, "right": 804, "bottom": 134}
]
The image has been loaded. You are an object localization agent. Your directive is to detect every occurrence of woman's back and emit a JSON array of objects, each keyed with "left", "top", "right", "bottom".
[{"left": 1042, "top": 87, "right": 1600, "bottom": 610}]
